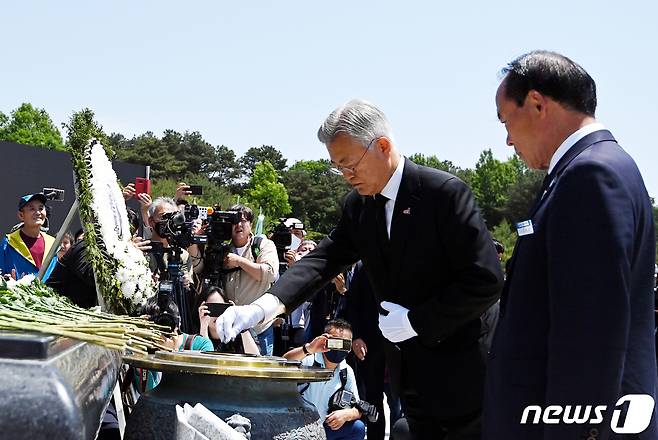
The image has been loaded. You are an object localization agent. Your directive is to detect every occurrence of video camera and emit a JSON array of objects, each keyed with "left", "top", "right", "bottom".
[
  {"left": 271, "top": 218, "right": 304, "bottom": 265},
  {"left": 205, "top": 207, "right": 241, "bottom": 243},
  {"left": 152, "top": 284, "right": 179, "bottom": 333},
  {"left": 197, "top": 206, "right": 242, "bottom": 289},
  {"left": 154, "top": 210, "right": 208, "bottom": 249}
]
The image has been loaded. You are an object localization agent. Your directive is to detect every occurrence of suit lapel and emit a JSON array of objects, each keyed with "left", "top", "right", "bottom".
[{"left": 528, "top": 130, "right": 616, "bottom": 219}]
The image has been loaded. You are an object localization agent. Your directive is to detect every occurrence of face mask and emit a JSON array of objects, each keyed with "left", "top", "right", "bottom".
[{"left": 325, "top": 350, "right": 349, "bottom": 364}]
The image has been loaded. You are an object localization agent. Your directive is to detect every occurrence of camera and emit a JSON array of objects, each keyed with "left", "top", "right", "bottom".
[
  {"left": 271, "top": 218, "right": 305, "bottom": 270},
  {"left": 152, "top": 284, "right": 180, "bottom": 333},
  {"left": 271, "top": 218, "right": 293, "bottom": 252},
  {"left": 154, "top": 210, "right": 208, "bottom": 249},
  {"left": 328, "top": 389, "right": 379, "bottom": 423},
  {"left": 183, "top": 204, "right": 209, "bottom": 222},
  {"left": 198, "top": 207, "right": 241, "bottom": 289},
  {"left": 205, "top": 208, "right": 240, "bottom": 243},
  {"left": 42, "top": 187, "right": 65, "bottom": 202}
]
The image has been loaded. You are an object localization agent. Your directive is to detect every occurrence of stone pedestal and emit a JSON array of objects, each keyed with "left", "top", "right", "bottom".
[{"left": 0, "top": 331, "right": 121, "bottom": 440}]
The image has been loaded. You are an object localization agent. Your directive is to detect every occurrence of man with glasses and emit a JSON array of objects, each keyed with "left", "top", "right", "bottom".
[{"left": 216, "top": 99, "right": 503, "bottom": 439}]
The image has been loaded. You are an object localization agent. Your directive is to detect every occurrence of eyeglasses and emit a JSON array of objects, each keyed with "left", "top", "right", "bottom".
[{"left": 330, "top": 137, "right": 378, "bottom": 176}]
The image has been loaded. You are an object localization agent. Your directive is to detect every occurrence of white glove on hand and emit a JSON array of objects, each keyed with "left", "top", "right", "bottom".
[
  {"left": 215, "top": 304, "right": 264, "bottom": 343},
  {"left": 378, "top": 301, "right": 418, "bottom": 343}
]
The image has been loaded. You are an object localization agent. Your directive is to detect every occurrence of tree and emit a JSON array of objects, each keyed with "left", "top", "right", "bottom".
[
  {"left": 208, "top": 145, "right": 241, "bottom": 187},
  {"left": 408, "top": 153, "right": 474, "bottom": 185},
  {"left": 239, "top": 145, "right": 287, "bottom": 177},
  {"left": 243, "top": 161, "right": 291, "bottom": 222},
  {"left": 500, "top": 166, "right": 546, "bottom": 225},
  {"left": 282, "top": 159, "right": 351, "bottom": 234},
  {"left": 162, "top": 130, "right": 216, "bottom": 178},
  {"left": 471, "top": 149, "right": 520, "bottom": 226},
  {"left": 490, "top": 219, "right": 517, "bottom": 270},
  {"left": 112, "top": 131, "right": 186, "bottom": 179},
  {"left": 0, "top": 103, "right": 65, "bottom": 150}
]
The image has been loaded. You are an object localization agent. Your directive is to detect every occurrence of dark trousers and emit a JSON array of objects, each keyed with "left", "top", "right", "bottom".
[
  {"left": 355, "top": 348, "right": 386, "bottom": 440},
  {"left": 391, "top": 391, "right": 481, "bottom": 440}
]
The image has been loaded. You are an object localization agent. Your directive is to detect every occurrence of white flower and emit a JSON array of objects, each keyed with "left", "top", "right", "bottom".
[
  {"left": 17, "top": 274, "right": 36, "bottom": 286},
  {"left": 121, "top": 280, "right": 137, "bottom": 300},
  {"left": 116, "top": 267, "right": 131, "bottom": 283}
]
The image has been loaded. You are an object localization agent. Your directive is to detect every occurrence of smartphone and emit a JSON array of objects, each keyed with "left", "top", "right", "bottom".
[
  {"left": 188, "top": 184, "right": 203, "bottom": 195},
  {"left": 206, "top": 303, "right": 231, "bottom": 318},
  {"left": 326, "top": 337, "right": 352, "bottom": 352},
  {"left": 134, "top": 177, "right": 151, "bottom": 198}
]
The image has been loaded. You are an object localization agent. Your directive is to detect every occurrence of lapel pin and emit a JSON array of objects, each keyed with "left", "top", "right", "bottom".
[{"left": 402, "top": 208, "right": 411, "bottom": 215}]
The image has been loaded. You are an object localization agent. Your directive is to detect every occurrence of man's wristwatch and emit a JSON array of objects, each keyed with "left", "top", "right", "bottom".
[{"left": 302, "top": 343, "right": 310, "bottom": 355}]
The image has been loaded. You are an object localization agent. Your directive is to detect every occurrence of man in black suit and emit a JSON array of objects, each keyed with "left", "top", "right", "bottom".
[
  {"left": 484, "top": 51, "right": 657, "bottom": 439},
  {"left": 216, "top": 99, "right": 503, "bottom": 439}
]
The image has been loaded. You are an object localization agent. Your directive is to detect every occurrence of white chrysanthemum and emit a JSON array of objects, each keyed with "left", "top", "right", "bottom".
[
  {"left": 121, "top": 280, "right": 137, "bottom": 300},
  {"left": 116, "top": 267, "right": 131, "bottom": 283}
]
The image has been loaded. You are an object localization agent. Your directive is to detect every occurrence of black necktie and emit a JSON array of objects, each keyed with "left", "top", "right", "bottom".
[{"left": 374, "top": 193, "right": 390, "bottom": 245}]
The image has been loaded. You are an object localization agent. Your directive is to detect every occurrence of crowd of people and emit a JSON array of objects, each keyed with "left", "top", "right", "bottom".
[{"left": 1, "top": 50, "right": 657, "bottom": 440}]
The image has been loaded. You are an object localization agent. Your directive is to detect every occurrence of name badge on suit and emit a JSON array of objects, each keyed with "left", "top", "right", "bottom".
[{"left": 515, "top": 220, "right": 534, "bottom": 237}]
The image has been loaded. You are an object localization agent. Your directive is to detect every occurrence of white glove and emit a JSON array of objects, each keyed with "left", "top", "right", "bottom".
[
  {"left": 378, "top": 301, "right": 418, "bottom": 343},
  {"left": 215, "top": 304, "right": 264, "bottom": 343}
]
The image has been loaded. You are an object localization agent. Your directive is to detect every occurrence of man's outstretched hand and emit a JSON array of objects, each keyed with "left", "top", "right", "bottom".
[{"left": 215, "top": 304, "right": 264, "bottom": 342}]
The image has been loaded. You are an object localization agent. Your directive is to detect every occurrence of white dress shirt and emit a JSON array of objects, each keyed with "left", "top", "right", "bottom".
[
  {"left": 377, "top": 157, "right": 405, "bottom": 238},
  {"left": 548, "top": 122, "right": 605, "bottom": 174}
]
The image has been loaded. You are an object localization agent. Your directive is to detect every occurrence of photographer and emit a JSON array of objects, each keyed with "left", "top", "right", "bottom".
[
  {"left": 222, "top": 204, "right": 279, "bottom": 355},
  {"left": 284, "top": 319, "right": 368, "bottom": 440},
  {"left": 142, "top": 197, "right": 198, "bottom": 333},
  {"left": 145, "top": 197, "right": 194, "bottom": 286}
]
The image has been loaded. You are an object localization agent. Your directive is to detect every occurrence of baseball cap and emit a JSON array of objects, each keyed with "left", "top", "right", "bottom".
[{"left": 18, "top": 193, "right": 48, "bottom": 210}]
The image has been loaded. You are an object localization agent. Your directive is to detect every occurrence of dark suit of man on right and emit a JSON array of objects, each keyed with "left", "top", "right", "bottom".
[{"left": 484, "top": 51, "right": 657, "bottom": 439}]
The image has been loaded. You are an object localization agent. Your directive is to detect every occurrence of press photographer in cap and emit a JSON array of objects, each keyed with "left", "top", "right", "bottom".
[
  {"left": 284, "top": 318, "right": 377, "bottom": 440},
  {"left": 1, "top": 193, "right": 58, "bottom": 281}
]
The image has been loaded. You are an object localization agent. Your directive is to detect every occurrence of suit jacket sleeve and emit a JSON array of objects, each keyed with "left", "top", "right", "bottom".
[
  {"left": 268, "top": 193, "right": 361, "bottom": 312},
  {"left": 543, "top": 162, "right": 635, "bottom": 439},
  {"left": 407, "top": 177, "right": 504, "bottom": 345}
]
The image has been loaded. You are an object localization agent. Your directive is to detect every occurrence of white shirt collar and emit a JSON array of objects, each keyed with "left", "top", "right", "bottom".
[
  {"left": 379, "top": 156, "right": 405, "bottom": 201},
  {"left": 548, "top": 122, "right": 605, "bottom": 174}
]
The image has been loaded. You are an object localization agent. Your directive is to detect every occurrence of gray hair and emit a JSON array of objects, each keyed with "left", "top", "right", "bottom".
[
  {"left": 148, "top": 196, "right": 177, "bottom": 218},
  {"left": 317, "top": 99, "right": 394, "bottom": 147}
]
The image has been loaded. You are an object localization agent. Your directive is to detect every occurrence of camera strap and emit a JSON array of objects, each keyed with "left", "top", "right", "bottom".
[
  {"left": 339, "top": 367, "right": 348, "bottom": 389},
  {"left": 183, "top": 334, "right": 197, "bottom": 350},
  {"left": 251, "top": 236, "right": 263, "bottom": 259}
]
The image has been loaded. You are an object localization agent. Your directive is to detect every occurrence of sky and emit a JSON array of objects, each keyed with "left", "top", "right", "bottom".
[{"left": 3, "top": 1, "right": 657, "bottom": 199}]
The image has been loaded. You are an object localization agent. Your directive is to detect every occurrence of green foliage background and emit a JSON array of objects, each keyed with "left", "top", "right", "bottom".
[{"left": 3, "top": 102, "right": 657, "bottom": 264}]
